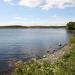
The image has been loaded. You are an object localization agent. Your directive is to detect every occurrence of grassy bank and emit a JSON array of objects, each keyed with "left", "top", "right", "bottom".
[
  {"left": 52, "top": 36, "right": 75, "bottom": 75},
  {"left": 12, "top": 36, "right": 75, "bottom": 75}
]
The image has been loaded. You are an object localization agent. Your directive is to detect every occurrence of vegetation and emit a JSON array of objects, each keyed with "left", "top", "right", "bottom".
[
  {"left": 13, "top": 60, "right": 54, "bottom": 75},
  {"left": 12, "top": 36, "right": 75, "bottom": 75},
  {"left": 67, "top": 22, "right": 75, "bottom": 30},
  {"left": 53, "top": 36, "right": 75, "bottom": 75},
  {"left": 0, "top": 25, "right": 66, "bottom": 29}
]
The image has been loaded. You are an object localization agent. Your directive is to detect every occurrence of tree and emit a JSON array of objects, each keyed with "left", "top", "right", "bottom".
[{"left": 67, "top": 22, "right": 75, "bottom": 30}]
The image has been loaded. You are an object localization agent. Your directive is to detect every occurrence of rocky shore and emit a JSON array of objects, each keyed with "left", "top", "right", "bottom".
[{"left": 38, "top": 44, "right": 70, "bottom": 64}]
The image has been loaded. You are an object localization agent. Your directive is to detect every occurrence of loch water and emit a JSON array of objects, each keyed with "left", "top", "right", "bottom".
[{"left": 0, "top": 28, "right": 70, "bottom": 71}]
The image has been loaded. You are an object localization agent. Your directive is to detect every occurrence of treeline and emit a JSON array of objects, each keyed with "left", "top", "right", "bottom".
[
  {"left": 0, "top": 25, "right": 66, "bottom": 28},
  {"left": 67, "top": 22, "right": 75, "bottom": 30}
]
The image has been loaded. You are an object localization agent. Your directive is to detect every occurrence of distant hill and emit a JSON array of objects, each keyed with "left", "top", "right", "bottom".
[{"left": 0, "top": 25, "right": 66, "bottom": 28}]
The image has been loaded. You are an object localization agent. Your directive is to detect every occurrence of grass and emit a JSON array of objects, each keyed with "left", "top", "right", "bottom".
[
  {"left": 12, "top": 36, "right": 75, "bottom": 75},
  {"left": 70, "top": 36, "right": 75, "bottom": 44},
  {"left": 12, "top": 60, "right": 54, "bottom": 75},
  {"left": 54, "top": 36, "right": 75, "bottom": 75}
]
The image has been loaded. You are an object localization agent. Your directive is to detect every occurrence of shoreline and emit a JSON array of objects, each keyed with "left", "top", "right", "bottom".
[
  {"left": 12, "top": 43, "right": 71, "bottom": 75},
  {"left": 0, "top": 44, "right": 70, "bottom": 74},
  {"left": 37, "top": 44, "right": 70, "bottom": 64}
]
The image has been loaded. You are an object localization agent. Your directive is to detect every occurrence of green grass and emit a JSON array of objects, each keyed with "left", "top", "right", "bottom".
[
  {"left": 12, "top": 36, "right": 75, "bottom": 75},
  {"left": 54, "top": 36, "right": 75, "bottom": 75},
  {"left": 70, "top": 36, "right": 75, "bottom": 44},
  {"left": 13, "top": 60, "right": 54, "bottom": 75}
]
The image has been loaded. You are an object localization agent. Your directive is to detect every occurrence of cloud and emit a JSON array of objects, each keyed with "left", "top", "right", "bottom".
[
  {"left": 42, "top": 0, "right": 75, "bottom": 10},
  {"left": 3, "top": 0, "right": 12, "bottom": 2},
  {"left": 3, "top": 0, "right": 75, "bottom": 10},
  {"left": 51, "top": 14, "right": 57, "bottom": 18},
  {"left": 14, "top": 16, "right": 27, "bottom": 20},
  {"left": 3, "top": 0, "right": 14, "bottom": 5},
  {"left": 18, "top": 0, "right": 42, "bottom": 8}
]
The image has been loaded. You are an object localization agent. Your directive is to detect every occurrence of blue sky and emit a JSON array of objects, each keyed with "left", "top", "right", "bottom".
[{"left": 0, "top": 0, "right": 75, "bottom": 26}]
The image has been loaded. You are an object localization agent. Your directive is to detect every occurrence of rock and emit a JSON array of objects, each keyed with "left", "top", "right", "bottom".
[
  {"left": 43, "top": 55, "right": 47, "bottom": 58},
  {"left": 47, "top": 51, "right": 49, "bottom": 53}
]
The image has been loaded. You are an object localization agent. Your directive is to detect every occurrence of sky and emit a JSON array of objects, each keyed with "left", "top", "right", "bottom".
[{"left": 0, "top": 0, "right": 75, "bottom": 26}]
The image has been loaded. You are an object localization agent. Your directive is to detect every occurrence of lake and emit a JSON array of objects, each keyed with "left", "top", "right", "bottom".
[{"left": 0, "top": 28, "right": 70, "bottom": 71}]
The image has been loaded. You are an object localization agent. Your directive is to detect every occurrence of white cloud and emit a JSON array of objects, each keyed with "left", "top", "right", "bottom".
[
  {"left": 3, "top": 0, "right": 75, "bottom": 10},
  {"left": 14, "top": 16, "right": 27, "bottom": 20},
  {"left": 3, "top": 0, "right": 12, "bottom": 2},
  {"left": 51, "top": 14, "right": 57, "bottom": 18},
  {"left": 42, "top": 0, "right": 75, "bottom": 10},
  {"left": 3, "top": 0, "right": 14, "bottom": 5},
  {"left": 18, "top": 0, "right": 42, "bottom": 8}
]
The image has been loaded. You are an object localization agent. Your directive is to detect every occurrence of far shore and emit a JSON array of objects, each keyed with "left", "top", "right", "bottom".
[{"left": 0, "top": 25, "right": 66, "bottom": 29}]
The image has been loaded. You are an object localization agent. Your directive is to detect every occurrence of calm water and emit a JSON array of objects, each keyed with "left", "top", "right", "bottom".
[{"left": 0, "top": 28, "right": 69, "bottom": 71}]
